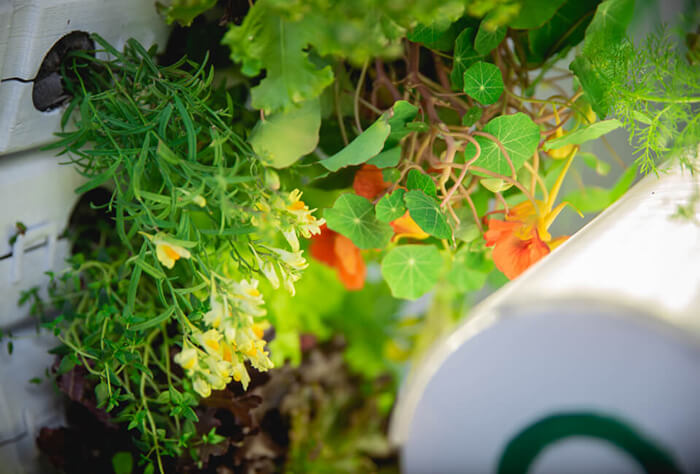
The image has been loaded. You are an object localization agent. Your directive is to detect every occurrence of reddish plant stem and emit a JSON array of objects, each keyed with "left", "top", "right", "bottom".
[{"left": 373, "top": 58, "right": 402, "bottom": 102}]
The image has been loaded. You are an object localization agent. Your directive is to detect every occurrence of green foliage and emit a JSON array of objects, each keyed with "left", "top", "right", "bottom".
[
  {"left": 406, "top": 169, "right": 438, "bottom": 197},
  {"left": 249, "top": 98, "right": 322, "bottom": 168},
  {"left": 474, "top": 20, "right": 507, "bottom": 55},
  {"left": 321, "top": 116, "right": 391, "bottom": 171},
  {"left": 223, "top": 3, "right": 334, "bottom": 114},
  {"left": 448, "top": 245, "right": 493, "bottom": 292},
  {"left": 408, "top": 14, "right": 474, "bottom": 51},
  {"left": 508, "top": 0, "right": 568, "bottom": 29},
  {"left": 462, "top": 106, "right": 484, "bottom": 126},
  {"left": 465, "top": 113, "right": 541, "bottom": 176},
  {"left": 451, "top": 27, "right": 483, "bottom": 90},
  {"left": 570, "top": 0, "right": 635, "bottom": 118},
  {"left": 610, "top": 28, "right": 700, "bottom": 172},
  {"left": 563, "top": 164, "right": 637, "bottom": 212},
  {"left": 112, "top": 452, "right": 134, "bottom": 474},
  {"left": 404, "top": 191, "right": 452, "bottom": 239},
  {"left": 572, "top": 0, "right": 700, "bottom": 172},
  {"left": 320, "top": 101, "right": 416, "bottom": 172},
  {"left": 158, "top": 0, "right": 216, "bottom": 26},
  {"left": 526, "top": 0, "right": 602, "bottom": 64},
  {"left": 324, "top": 194, "right": 394, "bottom": 249},
  {"left": 223, "top": 0, "right": 473, "bottom": 112},
  {"left": 34, "top": 2, "right": 698, "bottom": 470},
  {"left": 381, "top": 245, "right": 442, "bottom": 300},
  {"left": 376, "top": 189, "right": 407, "bottom": 222},
  {"left": 462, "top": 61, "right": 504, "bottom": 105},
  {"left": 543, "top": 119, "right": 622, "bottom": 150},
  {"left": 367, "top": 146, "right": 402, "bottom": 168},
  {"left": 43, "top": 35, "right": 323, "bottom": 471},
  {"left": 383, "top": 101, "right": 421, "bottom": 148},
  {"left": 580, "top": 152, "right": 611, "bottom": 175}
]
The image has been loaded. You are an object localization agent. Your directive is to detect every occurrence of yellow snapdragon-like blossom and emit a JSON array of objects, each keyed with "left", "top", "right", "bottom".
[
  {"left": 175, "top": 279, "right": 273, "bottom": 396},
  {"left": 147, "top": 233, "right": 192, "bottom": 269}
]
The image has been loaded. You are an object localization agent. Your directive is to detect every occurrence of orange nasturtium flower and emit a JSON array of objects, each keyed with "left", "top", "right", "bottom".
[
  {"left": 353, "top": 164, "right": 390, "bottom": 200},
  {"left": 310, "top": 224, "right": 366, "bottom": 290},
  {"left": 484, "top": 149, "right": 579, "bottom": 280},
  {"left": 391, "top": 211, "right": 429, "bottom": 241}
]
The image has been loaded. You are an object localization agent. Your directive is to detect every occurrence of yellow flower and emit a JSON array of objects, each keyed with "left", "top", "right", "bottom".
[
  {"left": 203, "top": 297, "right": 226, "bottom": 329},
  {"left": 546, "top": 107, "right": 576, "bottom": 160},
  {"left": 284, "top": 189, "right": 325, "bottom": 238},
  {"left": 196, "top": 329, "right": 222, "bottom": 356},
  {"left": 193, "top": 376, "right": 211, "bottom": 398},
  {"left": 174, "top": 347, "right": 198, "bottom": 372},
  {"left": 271, "top": 247, "right": 308, "bottom": 270},
  {"left": 153, "top": 234, "right": 191, "bottom": 269},
  {"left": 192, "top": 195, "right": 206, "bottom": 207}
]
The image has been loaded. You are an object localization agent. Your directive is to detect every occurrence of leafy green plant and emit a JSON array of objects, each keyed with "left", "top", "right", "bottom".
[{"left": 27, "top": 0, "right": 699, "bottom": 471}]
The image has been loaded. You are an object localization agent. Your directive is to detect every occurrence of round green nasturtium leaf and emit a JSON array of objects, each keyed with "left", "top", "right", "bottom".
[
  {"left": 376, "top": 189, "right": 406, "bottom": 223},
  {"left": 462, "top": 106, "right": 483, "bottom": 126},
  {"left": 324, "top": 193, "right": 393, "bottom": 249},
  {"left": 381, "top": 244, "right": 442, "bottom": 300},
  {"left": 464, "top": 112, "right": 540, "bottom": 177},
  {"left": 463, "top": 61, "right": 504, "bottom": 105},
  {"left": 404, "top": 190, "right": 452, "bottom": 240},
  {"left": 249, "top": 98, "right": 321, "bottom": 169}
]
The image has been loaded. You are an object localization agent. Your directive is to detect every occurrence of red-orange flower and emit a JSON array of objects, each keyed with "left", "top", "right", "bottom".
[
  {"left": 483, "top": 143, "right": 582, "bottom": 280},
  {"left": 310, "top": 224, "right": 366, "bottom": 290},
  {"left": 484, "top": 218, "right": 551, "bottom": 280},
  {"left": 353, "top": 164, "right": 390, "bottom": 200}
]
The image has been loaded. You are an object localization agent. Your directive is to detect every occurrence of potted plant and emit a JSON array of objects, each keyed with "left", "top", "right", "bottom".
[{"left": 16, "top": 0, "right": 697, "bottom": 472}]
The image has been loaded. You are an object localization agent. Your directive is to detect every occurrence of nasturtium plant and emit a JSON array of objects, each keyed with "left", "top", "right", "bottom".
[
  {"left": 406, "top": 169, "right": 438, "bottom": 197},
  {"left": 466, "top": 113, "right": 541, "bottom": 176},
  {"left": 404, "top": 190, "right": 452, "bottom": 240},
  {"left": 376, "top": 189, "right": 407, "bottom": 223},
  {"left": 462, "top": 61, "right": 504, "bottom": 105},
  {"left": 474, "top": 21, "right": 507, "bottom": 55},
  {"left": 450, "top": 27, "right": 483, "bottom": 90},
  {"left": 381, "top": 245, "right": 443, "bottom": 300},
  {"left": 23, "top": 0, "right": 699, "bottom": 471},
  {"left": 324, "top": 194, "right": 393, "bottom": 249}
]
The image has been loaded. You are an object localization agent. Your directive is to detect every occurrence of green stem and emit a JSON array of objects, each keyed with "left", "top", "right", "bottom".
[{"left": 632, "top": 93, "right": 699, "bottom": 104}]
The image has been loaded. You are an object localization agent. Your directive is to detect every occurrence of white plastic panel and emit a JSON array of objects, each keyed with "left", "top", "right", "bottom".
[
  {"left": 0, "top": 148, "right": 84, "bottom": 328},
  {"left": 0, "top": 0, "right": 169, "bottom": 154},
  {"left": 0, "top": 1, "right": 13, "bottom": 80},
  {"left": 401, "top": 303, "right": 700, "bottom": 473},
  {"left": 0, "top": 328, "right": 66, "bottom": 474}
]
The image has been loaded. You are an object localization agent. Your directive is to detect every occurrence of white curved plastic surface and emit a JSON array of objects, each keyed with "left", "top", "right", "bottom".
[{"left": 391, "top": 159, "right": 700, "bottom": 471}]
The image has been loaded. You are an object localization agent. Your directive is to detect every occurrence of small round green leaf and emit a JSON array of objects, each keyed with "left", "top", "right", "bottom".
[
  {"left": 464, "top": 112, "right": 540, "bottom": 177},
  {"left": 463, "top": 61, "right": 504, "bottom": 105},
  {"left": 376, "top": 189, "right": 406, "bottom": 223},
  {"left": 381, "top": 245, "right": 442, "bottom": 300},
  {"left": 324, "top": 194, "right": 393, "bottom": 249},
  {"left": 462, "top": 106, "right": 483, "bottom": 126}
]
